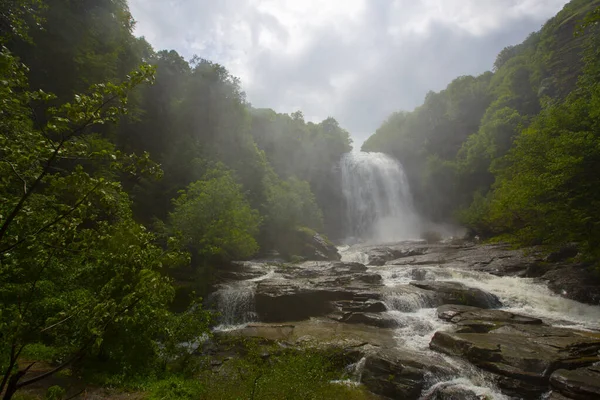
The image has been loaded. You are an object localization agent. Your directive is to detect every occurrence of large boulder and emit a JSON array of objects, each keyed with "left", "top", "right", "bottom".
[
  {"left": 367, "top": 246, "right": 427, "bottom": 266},
  {"left": 422, "top": 382, "right": 485, "bottom": 400},
  {"left": 437, "top": 304, "right": 543, "bottom": 332},
  {"left": 410, "top": 281, "right": 502, "bottom": 309},
  {"left": 279, "top": 227, "right": 341, "bottom": 261},
  {"left": 339, "top": 312, "right": 399, "bottom": 328},
  {"left": 550, "top": 365, "right": 600, "bottom": 399},
  {"left": 359, "top": 349, "right": 454, "bottom": 399},
  {"left": 255, "top": 280, "right": 356, "bottom": 322},
  {"left": 542, "top": 263, "right": 600, "bottom": 305},
  {"left": 430, "top": 324, "right": 600, "bottom": 397},
  {"left": 254, "top": 262, "right": 383, "bottom": 322}
]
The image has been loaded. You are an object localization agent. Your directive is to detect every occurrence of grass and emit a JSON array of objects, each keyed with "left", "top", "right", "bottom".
[
  {"left": 146, "top": 349, "right": 375, "bottom": 400},
  {"left": 142, "top": 337, "right": 375, "bottom": 400},
  {"left": 11, "top": 339, "right": 375, "bottom": 400}
]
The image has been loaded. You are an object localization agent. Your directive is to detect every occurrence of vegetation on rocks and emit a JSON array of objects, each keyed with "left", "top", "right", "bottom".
[{"left": 364, "top": 0, "right": 600, "bottom": 265}]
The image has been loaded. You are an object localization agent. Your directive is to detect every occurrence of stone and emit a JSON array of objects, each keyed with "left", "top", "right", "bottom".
[
  {"left": 437, "top": 304, "right": 543, "bottom": 326},
  {"left": 255, "top": 281, "right": 354, "bottom": 322},
  {"left": 546, "top": 391, "right": 574, "bottom": 400},
  {"left": 254, "top": 261, "right": 384, "bottom": 322},
  {"left": 362, "top": 301, "right": 387, "bottom": 313},
  {"left": 341, "top": 312, "right": 398, "bottom": 328},
  {"left": 550, "top": 365, "right": 600, "bottom": 399},
  {"left": 410, "top": 281, "right": 502, "bottom": 309},
  {"left": 360, "top": 349, "right": 454, "bottom": 400},
  {"left": 423, "top": 383, "right": 483, "bottom": 400},
  {"left": 410, "top": 268, "right": 428, "bottom": 281},
  {"left": 278, "top": 227, "right": 341, "bottom": 261},
  {"left": 430, "top": 324, "right": 600, "bottom": 397},
  {"left": 546, "top": 244, "right": 579, "bottom": 263},
  {"left": 543, "top": 263, "right": 600, "bottom": 305},
  {"left": 366, "top": 246, "right": 427, "bottom": 266}
]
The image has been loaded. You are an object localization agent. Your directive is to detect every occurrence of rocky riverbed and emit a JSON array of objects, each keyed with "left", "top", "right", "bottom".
[{"left": 208, "top": 241, "right": 600, "bottom": 399}]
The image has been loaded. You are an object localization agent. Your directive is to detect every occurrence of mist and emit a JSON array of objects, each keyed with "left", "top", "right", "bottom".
[
  {"left": 3, "top": 1, "right": 600, "bottom": 399},
  {"left": 129, "top": 0, "right": 569, "bottom": 146}
]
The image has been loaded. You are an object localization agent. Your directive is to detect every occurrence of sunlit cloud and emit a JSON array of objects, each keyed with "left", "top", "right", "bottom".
[{"left": 129, "top": 0, "right": 569, "bottom": 145}]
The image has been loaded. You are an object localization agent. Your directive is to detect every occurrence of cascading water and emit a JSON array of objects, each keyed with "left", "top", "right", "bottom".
[
  {"left": 211, "top": 266, "right": 275, "bottom": 331},
  {"left": 338, "top": 245, "right": 600, "bottom": 399},
  {"left": 340, "top": 152, "right": 421, "bottom": 243}
]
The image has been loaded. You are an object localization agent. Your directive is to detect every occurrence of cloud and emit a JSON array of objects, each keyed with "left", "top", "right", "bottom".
[{"left": 128, "top": 0, "right": 569, "bottom": 146}]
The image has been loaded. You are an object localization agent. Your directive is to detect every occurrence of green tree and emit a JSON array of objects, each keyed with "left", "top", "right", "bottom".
[
  {"left": 169, "top": 166, "right": 261, "bottom": 262},
  {"left": 0, "top": 47, "right": 208, "bottom": 398}
]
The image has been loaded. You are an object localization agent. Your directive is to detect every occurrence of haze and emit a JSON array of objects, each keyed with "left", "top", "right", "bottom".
[{"left": 129, "top": 0, "right": 569, "bottom": 145}]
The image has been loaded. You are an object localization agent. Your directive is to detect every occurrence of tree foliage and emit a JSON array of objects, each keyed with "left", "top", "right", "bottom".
[
  {"left": 170, "top": 167, "right": 261, "bottom": 261},
  {"left": 364, "top": 0, "right": 600, "bottom": 262},
  {"left": 0, "top": 49, "right": 211, "bottom": 398}
]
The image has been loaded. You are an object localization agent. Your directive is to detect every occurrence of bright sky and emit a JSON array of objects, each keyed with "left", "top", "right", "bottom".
[{"left": 128, "top": 0, "right": 569, "bottom": 146}]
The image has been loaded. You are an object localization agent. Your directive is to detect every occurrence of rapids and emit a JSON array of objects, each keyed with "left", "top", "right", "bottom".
[{"left": 209, "top": 152, "right": 600, "bottom": 399}]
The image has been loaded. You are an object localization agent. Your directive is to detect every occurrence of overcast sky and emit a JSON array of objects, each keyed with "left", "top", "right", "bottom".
[{"left": 128, "top": 0, "right": 569, "bottom": 146}]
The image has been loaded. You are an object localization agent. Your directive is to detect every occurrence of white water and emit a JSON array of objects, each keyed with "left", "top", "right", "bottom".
[
  {"left": 211, "top": 266, "right": 275, "bottom": 331},
  {"left": 339, "top": 246, "right": 600, "bottom": 399},
  {"left": 340, "top": 152, "right": 421, "bottom": 242}
]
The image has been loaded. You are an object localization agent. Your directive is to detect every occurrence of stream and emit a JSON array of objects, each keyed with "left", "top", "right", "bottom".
[{"left": 208, "top": 151, "right": 600, "bottom": 399}]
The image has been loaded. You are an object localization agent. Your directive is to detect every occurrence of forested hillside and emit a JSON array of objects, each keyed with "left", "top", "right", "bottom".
[
  {"left": 0, "top": 0, "right": 351, "bottom": 396},
  {"left": 363, "top": 0, "right": 600, "bottom": 259}
]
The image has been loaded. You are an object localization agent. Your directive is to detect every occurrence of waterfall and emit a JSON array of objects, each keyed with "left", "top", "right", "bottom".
[
  {"left": 211, "top": 284, "right": 257, "bottom": 330},
  {"left": 340, "top": 152, "right": 421, "bottom": 242}
]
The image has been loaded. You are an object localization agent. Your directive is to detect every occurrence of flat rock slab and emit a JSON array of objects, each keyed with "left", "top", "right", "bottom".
[
  {"left": 437, "top": 304, "right": 543, "bottom": 326},
  {"left": 254, "top": 261, "right": 384, "bottom": 322},
  {"left": 430, "top": 324, "right": 600, "bottom": 396},
  {"left": 550, "top": 365, "right": 600, "bottom": 399},
  {"left": 229, "top": 318, "right": 398, "bottom": 348},
  {"left": 339, "top": 312, "right": 399, "bottom": 328},
  {"left": 410, "top": 281, "right": 502, "bottom": 309}
]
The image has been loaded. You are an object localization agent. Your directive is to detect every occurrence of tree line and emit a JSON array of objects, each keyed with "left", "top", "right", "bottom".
[
  {"left": 364, "top": 0, "right": 600, "bottom": 262},
  {"left": 0, "top": 0, "right": 351, "bottom": 396}
]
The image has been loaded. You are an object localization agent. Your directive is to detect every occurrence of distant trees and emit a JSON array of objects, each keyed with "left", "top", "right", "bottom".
[
  {"left": 364, "top": 0, "right": 600, "bottom": 260},
  {"left": 1, "top": 0, "right": 355, "bottom": 396}
]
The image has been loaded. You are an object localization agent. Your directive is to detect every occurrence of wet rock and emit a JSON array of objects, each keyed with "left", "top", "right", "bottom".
[
  {"left": 341, "top": 312, "right": 398, "bottom": 328},
  {"left": 333, "top": 300, "right": 387, "bottom": 313},
  {"left": 331, "top": 262, "right": 368, "bottom": 274},
  {"left": 546, "top": 244, "right": 579, "bottom": 263},
  {"left": 495, "top": 375, "right": 549, "bottom": 398},
  {"left": 363, "top": 301, "right": 387, "bottom": 313},
  {"left": 278, "top": 227, "right": 341, "bottom": 261},
  {"left": 255, "top": 264, "right": 383, "bottom": 322},
  {"left": 360, "top": 349, "right": 453, "bottom": 400},
  {"left": 410, "top": 268, "right": 428, "bottom": 281},
  {"left": 367, "top": 246, "right": 427, "bottom": 266},
  {"left": 255, "top": 281, "right": 352, "bottom": 322},
  {"left": 430, "top": 324, "right": 600, "bottom": 398},
  {"left": 422, "top": 383, "right": 483, "bottom": 400},
  {"left": 547, "top": 391, "right": 575, "bottom": 400},
  {"left": 550, "top": 365, "right": 600, "bottom": 399},
  {"left": 437, "top": 304, "right": 543, "bottom": 327},
  {"left": 543, "top": 263, "right": 600, "bottom": 305},
  {"left": 410, "top": 281, "right": 502, "bottom": 309}
]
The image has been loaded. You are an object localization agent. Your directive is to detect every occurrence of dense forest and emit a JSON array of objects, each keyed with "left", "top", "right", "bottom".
[
  {"left": 2, "top": 0, "right": 600, "bottom": 398},
  {"left": 0, "top": 0, "right": 354, "bottom": 398},
  {"left": 364, "top": 0, "right": 600, "bottom": 260}
]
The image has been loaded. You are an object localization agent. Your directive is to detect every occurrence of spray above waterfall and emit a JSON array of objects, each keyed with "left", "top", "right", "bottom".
[{"left": 340, "top": 152, "right": 421, "bottom": 243}]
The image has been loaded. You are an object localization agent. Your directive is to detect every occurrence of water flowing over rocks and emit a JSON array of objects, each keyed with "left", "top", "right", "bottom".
[
  {"left": 410, "top": 281, "right": 502, "bottom": 309},
  {"left": 550, "top": 365, "right": 600, "bottom": 399},
  {"left": 212, "top": 241, "right": 600, "bottom": 399},
  {"left": 430, "top": 309, "right": 600, "bottom": 397}
]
